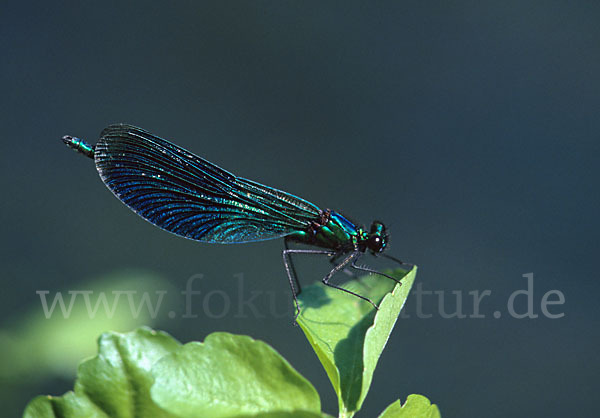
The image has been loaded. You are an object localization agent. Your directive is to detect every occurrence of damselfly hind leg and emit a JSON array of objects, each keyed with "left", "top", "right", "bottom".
[
  {"left": 284, "top": 238, "right": 303, "bottom": 295},
  {"left": 282, "top": 247, "right": 336, "bottom": 323}
]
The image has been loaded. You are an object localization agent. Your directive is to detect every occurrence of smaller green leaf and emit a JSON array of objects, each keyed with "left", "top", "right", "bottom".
[
  {"left": 23, "top": 327, "right": 181, "bottom": 418},
  {"left": 378, "top": 394, "right": 441, "bottom": 418},
  {"left": 296, "top": 267, "right": 416, "bottom": 416},
  {"left": 150, "top": 332, "right": 322, "bottom": 418}
]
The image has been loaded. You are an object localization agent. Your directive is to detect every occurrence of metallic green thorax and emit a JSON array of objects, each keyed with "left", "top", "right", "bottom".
[{"left": 288, "top": 210, "right": 387, "bottom": 254}]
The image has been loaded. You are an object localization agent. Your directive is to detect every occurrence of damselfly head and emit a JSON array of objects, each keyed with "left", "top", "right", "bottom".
[{"left": 366, "top": 221, "right": 388, "bottom": 253}]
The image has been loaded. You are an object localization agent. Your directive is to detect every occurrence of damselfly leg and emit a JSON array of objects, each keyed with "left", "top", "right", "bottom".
[
  {"left": 321, "top": 251, "right": 379, "bottom": 309},
  {"left": 350, "top": 256, "right": 402, "bottom": 284},
  {"left": 282, "top": 246, "right": 336, "bottom": 320},
  {"left": 282, "top": 246, "right": 383, "bottom": 320}
]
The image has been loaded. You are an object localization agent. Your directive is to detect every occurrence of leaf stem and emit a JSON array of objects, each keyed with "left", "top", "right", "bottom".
[{"left": 339, "top": 408, "right": 355, "bottom": 418}]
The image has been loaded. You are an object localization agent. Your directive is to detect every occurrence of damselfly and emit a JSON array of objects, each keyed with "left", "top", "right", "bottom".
[{"left": 62, "top": 125, "right": 411, "bottom": 317}]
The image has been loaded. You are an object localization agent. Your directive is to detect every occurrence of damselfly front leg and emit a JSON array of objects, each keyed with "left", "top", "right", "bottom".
[{"left": 350, "top": 256, "right": 402, "bottom": 285}]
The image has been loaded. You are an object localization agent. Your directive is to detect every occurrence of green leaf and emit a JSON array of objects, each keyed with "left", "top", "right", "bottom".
[
  {"left": 23, "top": 327, "right": 181, "bottom": 418},
  {"left": 378, "top": 394, "right": 441, "bottom": 418},
  {"left": 24, "top": 328, "right": 327, "bottom": 418},
  {"left": 296, "top": 267, "right": 416, "bottom": 416},
  {"left": 150, "top": 332, "right": 322, "bottom": 418}
]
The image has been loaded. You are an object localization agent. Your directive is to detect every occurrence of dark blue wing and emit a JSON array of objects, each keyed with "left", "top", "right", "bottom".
[{"left": 93, "top": 124, "right": 321, "bottom": 243}]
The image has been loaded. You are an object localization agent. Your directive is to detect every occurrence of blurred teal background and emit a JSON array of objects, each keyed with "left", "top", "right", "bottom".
[{"left": 1, "top": 1, "right": 598, "bottom": 417}]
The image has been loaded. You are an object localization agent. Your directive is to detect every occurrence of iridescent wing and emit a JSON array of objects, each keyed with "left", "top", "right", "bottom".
[{"left": 93, "top": 124, "right": 321, "bottom": 243}]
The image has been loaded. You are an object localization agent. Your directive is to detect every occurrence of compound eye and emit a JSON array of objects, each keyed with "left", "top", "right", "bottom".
[{"left": 368, "top": 235, "right": 384, "bottom": 252}]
